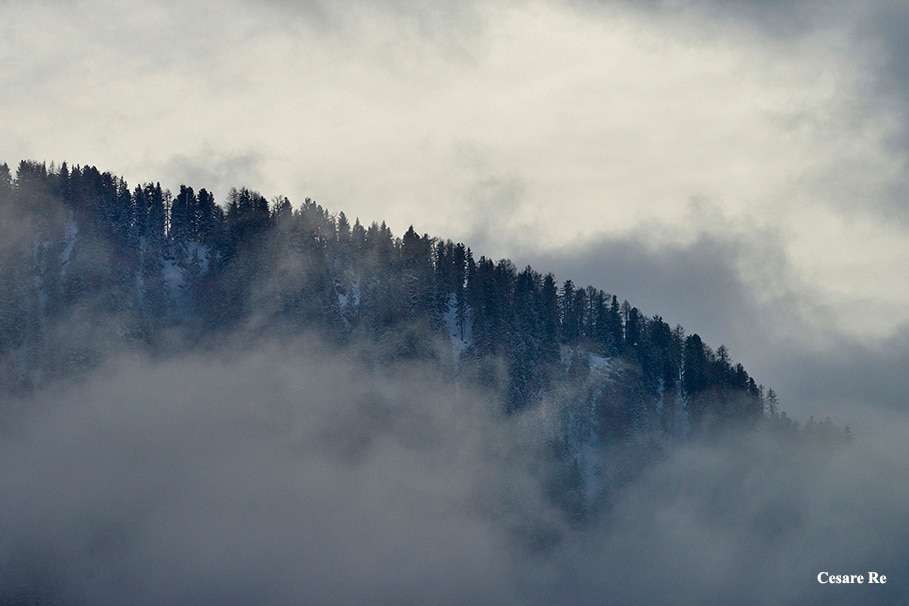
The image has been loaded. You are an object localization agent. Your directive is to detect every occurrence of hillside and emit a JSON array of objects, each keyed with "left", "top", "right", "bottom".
[
  {"left": 10, "top": 161, "right": 844, "bottom": 510},
  {"left": 0, "top": 160, "right": 867, "bottom": 605},
  {"left": 0, "top": 159, "right": 781, "bottom": 419}
]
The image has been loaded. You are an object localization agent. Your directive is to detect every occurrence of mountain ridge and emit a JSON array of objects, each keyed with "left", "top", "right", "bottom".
[{"left": 0, "top": 159, "right": 846, "bottom": 456}]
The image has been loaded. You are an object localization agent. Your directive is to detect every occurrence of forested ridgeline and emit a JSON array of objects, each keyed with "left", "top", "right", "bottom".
[{"left": 0, "top": 160, "right": 824, "bottom": 441}]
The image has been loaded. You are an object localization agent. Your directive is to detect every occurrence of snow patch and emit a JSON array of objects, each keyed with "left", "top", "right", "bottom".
[
  {"left": 587, "top": 352, "right": 611, "bottom": 373},
  {"left": 162, "top": 258, "right": 183, "bottom": 292},
  {"left": 58, "top": 221, "right": 77, "bottom": 266},
  {"left": 186, "top": 242, "right": 210, "bottom": 274}
]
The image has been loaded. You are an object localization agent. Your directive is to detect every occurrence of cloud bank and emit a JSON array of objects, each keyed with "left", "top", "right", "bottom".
[{"left": 1, "top": 337, "right": 908, "bottom": 604}]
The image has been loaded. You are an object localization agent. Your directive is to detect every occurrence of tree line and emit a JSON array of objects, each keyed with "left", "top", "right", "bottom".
[{"left": 0, "top": 160, "right": 800, "bottom": 435}]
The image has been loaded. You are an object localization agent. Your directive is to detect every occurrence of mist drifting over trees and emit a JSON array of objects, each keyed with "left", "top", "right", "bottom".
[{"left": 0, "top": 161, "right": 902, "bottom": 605}]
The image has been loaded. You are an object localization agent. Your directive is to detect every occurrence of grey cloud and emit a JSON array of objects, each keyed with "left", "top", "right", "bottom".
[
  {"left": 0, "top": 339, "right": 560, "bottom": 604},
  {"left": 586, "top": 0, "right": 842, "bottom": 38},
  {"left": 551, "top": 427, "right": 909, "bottom": 605},
  {"left": 765, "top": 325, "right": 909, "bottom": 423},
  {"left": 3, "top": 338, "right": 909, "bottom": 603},
  {"left": 514, "top": 229, "right": 909, "bottom": 429},
  {"left": 521, "top": 233, "right": 764, "bottom": 353},
  {"left": 855, "top": 2, "right": 909, "bottom": 177},
  {"left": 687, "top": 0, "right": 840, "bottom": 36}
]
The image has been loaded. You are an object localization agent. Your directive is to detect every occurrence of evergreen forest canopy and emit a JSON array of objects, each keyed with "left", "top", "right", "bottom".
[{"left": 0, "top": 160, "right": 843, "bottom": 443}]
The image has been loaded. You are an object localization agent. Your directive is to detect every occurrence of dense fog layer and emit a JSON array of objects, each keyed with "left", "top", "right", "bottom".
[{"left": 1, "top": 337, "right": 906, "bottom": 605}]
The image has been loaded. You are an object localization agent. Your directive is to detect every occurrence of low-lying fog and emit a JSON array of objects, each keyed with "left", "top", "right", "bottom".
[{"left": 1, "top": 337, "right": 906, "bottom": 605}]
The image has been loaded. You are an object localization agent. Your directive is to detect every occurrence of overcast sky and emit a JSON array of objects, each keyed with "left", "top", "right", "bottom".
[{"left": 3, "top": 0, "right": 909, "bottom": 425}]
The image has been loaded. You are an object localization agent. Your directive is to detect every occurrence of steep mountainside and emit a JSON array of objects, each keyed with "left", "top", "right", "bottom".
[{"left": 0, "top": 160, "right": 839, "bottom": 520}]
